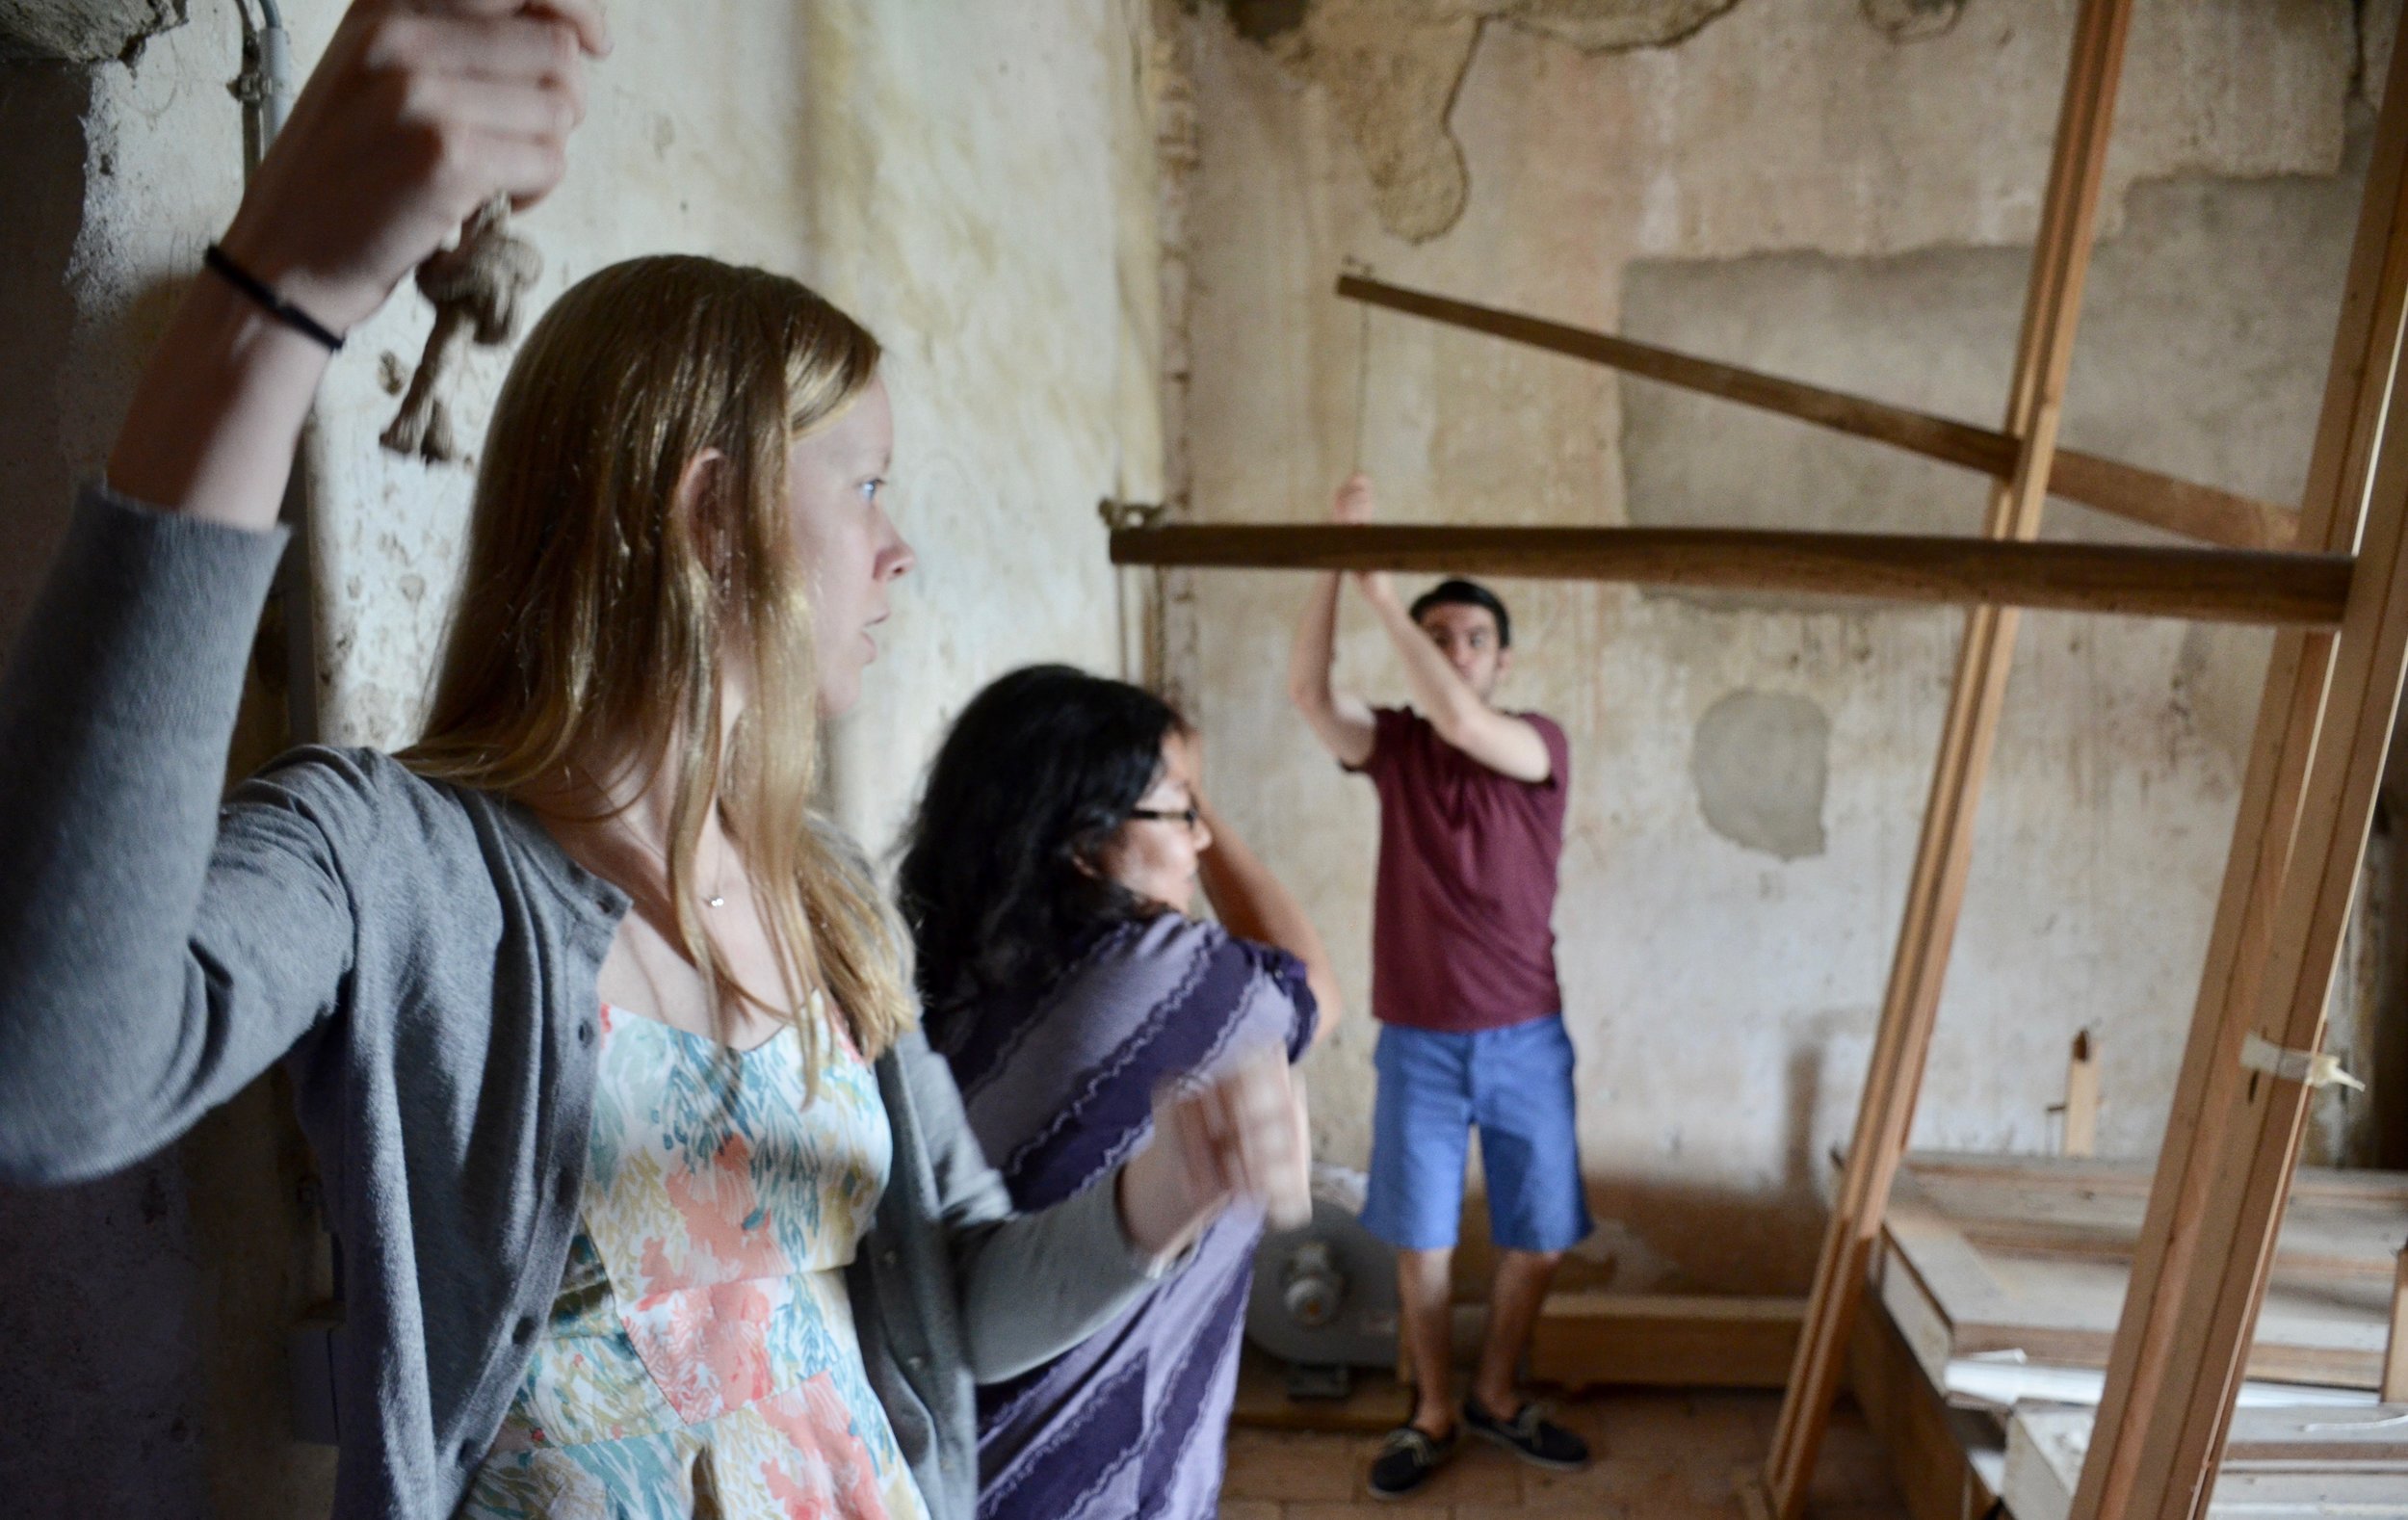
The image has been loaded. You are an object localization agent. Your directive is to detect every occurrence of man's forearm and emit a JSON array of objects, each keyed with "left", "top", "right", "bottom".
[{"left": 1288, "top": 570, "right": 1344, "bottom": 708}]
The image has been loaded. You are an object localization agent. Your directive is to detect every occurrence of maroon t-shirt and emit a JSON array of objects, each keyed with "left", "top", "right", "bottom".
[{"left": 1348, "top": 706, "right": 1571, "bottom": 1033}]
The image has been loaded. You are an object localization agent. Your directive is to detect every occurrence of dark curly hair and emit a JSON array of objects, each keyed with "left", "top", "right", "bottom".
[{"left": 897, "top": 665, "right": 1186, "bottom": 1013}]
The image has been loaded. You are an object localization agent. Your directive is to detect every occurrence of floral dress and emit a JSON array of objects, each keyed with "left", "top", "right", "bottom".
[{"left": 462, "top": 997, "right": 930, "bottom": 1520}]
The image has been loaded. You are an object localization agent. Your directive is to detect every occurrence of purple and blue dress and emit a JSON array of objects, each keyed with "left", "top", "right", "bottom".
[{"left": 925, "top": 913, "right": 1317, "bottom": 1520}]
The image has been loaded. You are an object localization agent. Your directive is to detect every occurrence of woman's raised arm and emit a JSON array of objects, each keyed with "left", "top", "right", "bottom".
[
  {"left": 0, "top": 1, "right": 608, "bottom": 1182},
  {"left": 109, "top": 0, "right": 609, "bottom": 530}
]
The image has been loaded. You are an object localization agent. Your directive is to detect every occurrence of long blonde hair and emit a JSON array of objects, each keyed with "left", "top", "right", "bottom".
[{"left": 403, "top": 254, "right": 913, "bottom": 1073}]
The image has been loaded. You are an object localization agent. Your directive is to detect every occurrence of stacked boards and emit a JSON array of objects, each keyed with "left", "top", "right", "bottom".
[
  {"left": 1878, "top": 1153, "right": 2407, "bottom": 1398},
  {"left": 1855, "top": 1153, "right": 2408, "bottom": 1520}
]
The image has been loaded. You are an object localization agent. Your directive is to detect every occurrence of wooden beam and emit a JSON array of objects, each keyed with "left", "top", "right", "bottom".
[
  {"left": 1765, "top": 2, "right": 2136, "bottom": 1514},
  {"left": 1336, "top": 280, "right": 2298, "bottom": 552},
  {"left": 1529, "top": 1294, "right": 1804, "bottom": 1391},
  {"left": 1106, "top": 525, "right": 2347, "bottom": 627},
  {"left": 2068, "top": 22, "right": 2408, "bottom": 1517},
  {"left": 1337, "top": 275, "right": 2294, "bottom": 551}
]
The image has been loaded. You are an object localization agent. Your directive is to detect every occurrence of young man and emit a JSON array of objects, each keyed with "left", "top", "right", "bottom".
[{"left": 1289, "top": 473, "right": 1591, "bottom": 1498}]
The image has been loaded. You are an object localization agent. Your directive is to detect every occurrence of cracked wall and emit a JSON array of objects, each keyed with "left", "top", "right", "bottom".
[
  {"left": 1217, "top": 0, "right": 1747, "bottom": 240},
  {"left": 0, "top": 0, "right": 183, "bottom": 62},
  {"left": 1172, "top": 0, "right": 2380, "bottom": 1294}
]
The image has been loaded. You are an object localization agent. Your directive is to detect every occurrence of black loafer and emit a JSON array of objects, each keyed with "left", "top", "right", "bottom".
[
  {"left": 1367, "top": 1424, "right": 1458, "bottom": 1499},
  {"left": 1462, "top": 1396, "right": 1589, "bottom": 1471}
]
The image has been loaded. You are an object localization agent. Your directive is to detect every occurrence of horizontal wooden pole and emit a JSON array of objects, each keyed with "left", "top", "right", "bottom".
[
  {"left": 1338, "top": 275, "right": 2301, "bottom": 552},
  {"left": 1109, "top": 524, "right": 2350, "bottom": 627}
]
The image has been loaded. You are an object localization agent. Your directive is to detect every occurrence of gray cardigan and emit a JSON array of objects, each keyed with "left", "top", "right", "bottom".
[{"left": 0, "top": 487, "right": 1164, "bottom": 1520}]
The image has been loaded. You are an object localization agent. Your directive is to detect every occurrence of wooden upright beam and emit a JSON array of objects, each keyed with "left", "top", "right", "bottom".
[
  {"left": 1335, "top": 281, "right": 2297, "bottom": 551},
  {"left": 2068, "top": 28, "right": 2408, "bottom": 1518},
  {"left": 1105, "top": 524, "right": 2348, "bottom": 627},
  {"left": 1761, "top": 4, "right": 2134, "bottom": 1515}
]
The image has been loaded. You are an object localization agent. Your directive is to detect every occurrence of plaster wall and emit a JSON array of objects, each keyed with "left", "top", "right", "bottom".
[
  {"left": 1169, "top": 0, "right": 2383, "bottom": 1294},
  {"left": 0, "top": 2, "right": 1161, "bottom": 1511}
]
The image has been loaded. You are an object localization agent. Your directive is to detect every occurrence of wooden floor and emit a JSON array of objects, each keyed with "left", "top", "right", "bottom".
[{"left": 1220, "top": 1389, "right": 1910, "bottom": 1518}]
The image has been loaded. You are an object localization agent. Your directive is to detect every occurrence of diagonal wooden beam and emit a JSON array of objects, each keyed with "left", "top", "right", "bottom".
[
  {"left": 1759, "top": 2, "right": 2135, "bottom": 1515},
  {"left": 1336, "top": 277, "right": 2298, "bottom": 551},
  {"left": 2066, "top": 23, "right": 2408, "bottom": 1520},
  {"left": 1104, "top": 524, "right": 2348, "bottom": 627}
]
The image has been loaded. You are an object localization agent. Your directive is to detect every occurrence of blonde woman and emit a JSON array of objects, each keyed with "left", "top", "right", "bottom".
[{"left": 0, "top": 4, "right": 1303, "bottom": 1519}]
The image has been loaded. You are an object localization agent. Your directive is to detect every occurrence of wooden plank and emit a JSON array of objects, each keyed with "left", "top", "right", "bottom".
[
  {"left": 2011, "top": 1406, "right": 2094, "bottom": 1520},
  {"left": 2069, "top": 21, "right": 2408, "bottom": 1520},
  {"left": 1878, "top": 1166, "right": 2401, "bottom": 1391},
  {"left": 1765, "top": 2, "right": 2136, "bottom": 1513},
  {"left": 1847, "top": 1296, "right": 2002, "bottom": 1520},
  {"left": 1902, "top": 1152, "right": 2408, "bottom": 1210},
  {"left": 2016, "top": 1404, "right": 2408, "bottom": 1520},
  {"left": 1229, "top": 1349, "right": 1412, "bottom": 1434},
  {"left": 2219, "top": 1405, "right": 2408, "bottom": 1464},
  {"left": 1897, "top": 1156, "right": 2408, "bottom": 1287},
  {"left": 1528, "top": 1294, "right": 1804, "bottom": 1391},
  {"left": 1107, "top": 525, "right": 2348, "bottom": 627},
  {"left": 1336, "top": 275, "right": 2299, "bottom": 552},
  {"left": 2383, "top": 1245, "right": 2408, "bottom": 1403},
  {"left": 2062, "top": 1032, "right": 2102, "bottom": 1158}
]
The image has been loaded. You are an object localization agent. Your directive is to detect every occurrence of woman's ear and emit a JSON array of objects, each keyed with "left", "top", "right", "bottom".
[
  {"left": 674, "top": 447, "right": 732, "bottom": 579},
  {"left": 1068, "top": 826, "right": 1118, "bottom": 885}
]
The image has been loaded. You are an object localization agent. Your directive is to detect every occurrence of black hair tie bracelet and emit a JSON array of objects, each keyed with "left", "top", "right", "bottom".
[{"left": 202, "top": 244, "right": 346, "bottom": 354}]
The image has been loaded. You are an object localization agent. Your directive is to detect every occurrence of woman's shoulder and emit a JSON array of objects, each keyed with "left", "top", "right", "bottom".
[
  {"left": 1086, "top": 910, "right": 1228, "bottom": 973},
  {"left": 228, "top": 745, "right": 547, "bottom": 895},
  {"left": 234, "top": 745, "right": 485, "bottom": 837},
  {"left": 1083, "top": 913, "right": 1307, "bottom": 1004}
]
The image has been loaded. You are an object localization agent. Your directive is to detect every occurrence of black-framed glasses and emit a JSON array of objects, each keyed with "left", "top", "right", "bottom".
[{"left": 1129, "top": 806, "right": 1202, "bottom": 829}]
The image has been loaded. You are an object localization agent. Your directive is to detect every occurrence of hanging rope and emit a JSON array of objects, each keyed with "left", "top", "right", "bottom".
[
  {"left": 380, "top": 195, "right": 542, "bottom": 465},
  {"left": 1350, "top": 293, "right": 1373, "bottom": 474}
]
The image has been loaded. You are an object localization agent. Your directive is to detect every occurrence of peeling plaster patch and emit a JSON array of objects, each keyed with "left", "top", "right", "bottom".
[
  {"left": 1692, "top": 690, "right": 1830, "bottom": 859},
  {"left": 1504, "top": 0, "right": 1743, "bottom": 52},
  {"left": 1220, "top": 0, "right": 1745, "bottom": 241},
  {"left": 1258, "top": 0, "right": 1481, "bottom": 242},
  {"left": 1859, "top": 0, "right": 1964, "bottom": 44},
  {"left": 0, "top": 0, "right": 184, "bottom": 62},
  {"left": 1224, "top": 0, "right": 1309, "bottom": 43}
]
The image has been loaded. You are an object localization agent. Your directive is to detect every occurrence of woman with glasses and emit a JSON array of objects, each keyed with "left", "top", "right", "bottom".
[{"left": 897, "top": 665, "right": 1343, "bottom": 1520}]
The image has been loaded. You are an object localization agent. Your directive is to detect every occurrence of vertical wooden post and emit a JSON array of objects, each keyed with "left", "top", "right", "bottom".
[
  {"left": 2382, "top": 1242, "right": 2408, "bottom": 1404},
  {"left": 2061, "top": 1032, "right": 2101, "bottom": 1159},
  {"left": 2067, "top": 35, "right": 2408, "bottom": 1516},
  {"left": 1756, "top": 3, "right": 2134, "bottom": 1513}
]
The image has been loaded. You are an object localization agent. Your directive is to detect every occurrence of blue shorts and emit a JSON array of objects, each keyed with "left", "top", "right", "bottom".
[{"left": 1361, "top": 1014, "right": 1592, "bottom": 1253}]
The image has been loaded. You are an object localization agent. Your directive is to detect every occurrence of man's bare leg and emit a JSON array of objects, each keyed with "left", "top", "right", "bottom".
[
  {"left": 1470, "top": 1247, "right": 1561, "bottom": 1418},
  {"left": 1396, "top": 1247, "right": 1457, "bottom": 1436}
]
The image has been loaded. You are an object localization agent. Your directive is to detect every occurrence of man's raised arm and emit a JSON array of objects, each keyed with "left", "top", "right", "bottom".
[
  {"left": 1286, "top": 474, "right": 1379, "bottom": 769},
  {"left": 1357, "top": 576, "right": 1552, "bottom": 782}
]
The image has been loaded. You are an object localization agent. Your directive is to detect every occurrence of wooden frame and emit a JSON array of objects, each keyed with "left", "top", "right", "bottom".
[
  {"left": 1107, "top": 525, "right": 2347, "bottom": 626},
  {"left": 1118, "top": 0, "right": 2408, "bottom": 1514},
  {"left": 1761, "top": 3, "right": 2135, "bottom": 1511},
  {"left": 2066, "top": 28, "right": 2408, "bottom": 1514}
]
